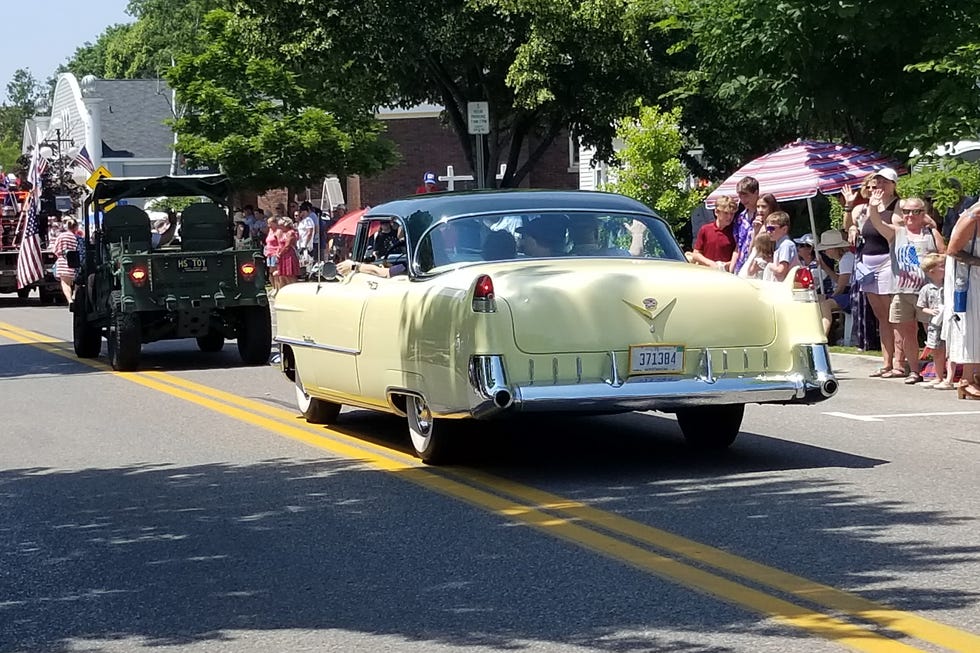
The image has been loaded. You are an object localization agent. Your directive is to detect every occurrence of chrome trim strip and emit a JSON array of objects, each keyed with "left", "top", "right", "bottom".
[
  {"left": 466, "top": 345, "right": 836, "bottom": 418},
  {"left": 274, "top": 336, "right": 360, "bottom": 355}
]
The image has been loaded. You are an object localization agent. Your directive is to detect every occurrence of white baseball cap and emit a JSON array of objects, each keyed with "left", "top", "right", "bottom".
[{"left": 874, "top": 167, "right": 899, "bottom": 183}]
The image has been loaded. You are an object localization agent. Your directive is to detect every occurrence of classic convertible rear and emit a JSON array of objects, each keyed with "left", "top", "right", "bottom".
[{"left": 275, "top": 190, "right": 837, "bottom": 463}]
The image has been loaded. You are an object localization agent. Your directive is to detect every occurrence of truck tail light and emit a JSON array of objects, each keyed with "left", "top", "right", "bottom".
[
  {"left": 472, "top": 274, "right": 496, "bottom": 313},
  {"left": 792, "top": 267, "right": 817, "bottom": 302},
  {"left": 129, "top": 265, "right": 148, "bottom": 287},
  {"left": 240, "top": 261, "right": 257, "bottom": 281}
]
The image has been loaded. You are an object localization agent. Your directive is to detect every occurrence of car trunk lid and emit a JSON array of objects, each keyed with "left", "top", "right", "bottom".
[{"left": 492, "top": 259, "right": 777, "bottom": 353}]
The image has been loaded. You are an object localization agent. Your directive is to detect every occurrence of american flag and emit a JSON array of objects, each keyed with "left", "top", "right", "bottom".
[
  {"left": 15, "top": 198, "right": 43, "bottom": 289},
  {"left": 16, "top": 148, "right": 46, "bottom": 289},
  {"left": 73, "top": 145, "right": 95, "bottom": 173}
]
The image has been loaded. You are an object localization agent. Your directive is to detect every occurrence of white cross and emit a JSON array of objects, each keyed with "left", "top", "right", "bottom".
[{"left": 438, "top": 164, "right": 509, "bottom": 190}]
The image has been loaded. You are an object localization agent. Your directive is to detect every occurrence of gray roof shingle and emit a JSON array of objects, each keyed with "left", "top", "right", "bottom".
[{"left": 95, "top": 79, "right": 174, "bottom": 159}]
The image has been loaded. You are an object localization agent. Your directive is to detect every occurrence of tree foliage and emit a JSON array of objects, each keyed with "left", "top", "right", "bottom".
[
  {"left": 234, "top": 0, "right": 670, "bottom": 187},
  {"left": 0, "top": 70, "right": 45, "bottom": 169},
  {"left": 655, "top": 0, "right": 980, "bottom": 164},
  {"left": 605, "top": 104, "right": 704, "bottom": 235},
  {"left": 897, "top": 159, "right": 980, "bottom": 212},
  {"left": 167, "top": 10, "right": 397, "bottom": 191}
]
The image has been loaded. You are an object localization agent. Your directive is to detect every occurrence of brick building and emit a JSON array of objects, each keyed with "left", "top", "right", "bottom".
[{"left": 264, "top": 104, "right": 580, "bottom": 214}]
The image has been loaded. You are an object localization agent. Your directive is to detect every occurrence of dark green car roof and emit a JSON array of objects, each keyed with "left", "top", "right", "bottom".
[
  {"left": 92, "top": 174, "right": 232, "bottom": 204},
  {"left": 365, "top": 189, "right": 659, "bottom": 221}
]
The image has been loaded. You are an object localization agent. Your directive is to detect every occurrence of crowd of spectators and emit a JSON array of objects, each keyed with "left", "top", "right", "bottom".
[{"left": 691, "top": 172, "right": 980, "bottom": 399}]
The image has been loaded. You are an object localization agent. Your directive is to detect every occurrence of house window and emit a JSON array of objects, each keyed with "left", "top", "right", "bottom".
[{"left": 568, "top": 135, "right": 580, "bottom": 173}]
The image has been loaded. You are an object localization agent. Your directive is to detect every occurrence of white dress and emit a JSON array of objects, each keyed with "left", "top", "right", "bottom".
[{"left": 943, "top": 228, "right": 980, "bottom": 363}]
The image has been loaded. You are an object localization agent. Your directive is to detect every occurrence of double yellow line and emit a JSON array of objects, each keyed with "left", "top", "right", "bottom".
[{"left": 2, "top": 320, "right": 978, "bottom": 653}]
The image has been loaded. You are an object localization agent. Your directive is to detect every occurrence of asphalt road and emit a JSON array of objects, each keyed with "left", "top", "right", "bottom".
[{"left": 1, "top": 298, "right": 979, "bottom": 653}]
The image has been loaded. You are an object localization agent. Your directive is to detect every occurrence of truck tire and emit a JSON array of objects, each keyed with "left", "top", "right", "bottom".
[
  {"left": 237, "top": 306, "right": 272, "bottom": 365},
  {"left": 72, "top": 296, "right": 102, "bottom": 358},
  {"left": 39, "top": 287, "right": 57, "bottom": 305},
  {"left": 107, "top": 294, "right": 142, "bottom": 371},
  {"left": 196, "top": 331, "right": 225, "bottom": 352}
]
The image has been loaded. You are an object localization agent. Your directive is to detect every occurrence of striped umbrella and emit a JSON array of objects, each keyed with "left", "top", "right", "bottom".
[{"left": 704, "top": 139, "right": 904, "bottom": 208}]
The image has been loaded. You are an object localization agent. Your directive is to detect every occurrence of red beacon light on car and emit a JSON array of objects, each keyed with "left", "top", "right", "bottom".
[
  {"left": 472, "top": 274, "right": 496, "bottom": 313},
  {"left": 792, "top": 267, "right": 817, "bottom": 301},
  {"left": 793, "top": 267, "right": 814, "bottom": 290},
  {"left": 129, "top": 265, "right": 148, "bottom": 287}
]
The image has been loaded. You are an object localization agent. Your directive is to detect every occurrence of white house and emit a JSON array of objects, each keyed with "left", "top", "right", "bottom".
[{"left": 23, "top": 73, "right": 176, "bottom": 179}]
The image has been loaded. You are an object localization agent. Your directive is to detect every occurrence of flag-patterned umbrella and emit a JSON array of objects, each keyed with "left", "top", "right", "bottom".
[{"left": 705, "top": 139, "right": 904, "bottom": 208}]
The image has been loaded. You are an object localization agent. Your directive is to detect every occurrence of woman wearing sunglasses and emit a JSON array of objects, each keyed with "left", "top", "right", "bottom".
[{"left": 868, "top": 194, "right": 946, "bottom": 383}]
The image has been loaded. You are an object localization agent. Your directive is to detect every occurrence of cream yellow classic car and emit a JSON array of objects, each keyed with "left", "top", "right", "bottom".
[{"left": 274, "top": 190, "right": 837, "bottom": 463}]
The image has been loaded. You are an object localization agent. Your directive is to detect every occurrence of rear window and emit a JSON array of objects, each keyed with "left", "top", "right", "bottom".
[{"left": 414, "top": 211, "right": 685, "bottom": 274}]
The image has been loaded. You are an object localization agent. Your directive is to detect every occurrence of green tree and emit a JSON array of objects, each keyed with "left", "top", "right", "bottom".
[
  {"left": 905, "top": 43, "right": 980, "bottom": 148},
  {"left": 604, "top": 103, "right": 704, "bottom": 236},
  {"left": 897, "top": 159, "right": 980, "bottom": 213},
  {"left": 235, "top": 0, "right": 671, "bottom": 187},
  {"left": 57, "top": 24, "right": 136, "bottom": 81},
  {"left": 57, "top": 1, "right": 226, "bottom": 80},
  {"left": 167, "top": 10, "right": 397, "bottom": 191},
  {"left": 0, "top": 69, "right": 44, "bottom": 169},
  {"left": 655, "top": 0, "right": 980, "bottom": 161}
]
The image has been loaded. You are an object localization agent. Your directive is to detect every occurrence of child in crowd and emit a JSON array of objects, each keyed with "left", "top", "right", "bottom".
[
  {"left": 739, "top": 231, "right": 775, "bottom": 280},
  {"left": 917, "top": 253, "right": 954, "bottom": 389}
]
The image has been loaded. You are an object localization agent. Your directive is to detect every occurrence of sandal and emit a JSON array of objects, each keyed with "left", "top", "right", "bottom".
[
  {"left": 880, "top": 369, "right": 908, "bottom": 379},
  {"left": 869, "top": 367, "right": 893, "bottom": 378},
  {"left": 957, "top": 383, "right": 980, "bottom": 400},
  {"left": 904, "top": 372, "right": 923, "bottom": 385},
  {"left": 932, "top": 381, "right": 955, "bottom": 390}
]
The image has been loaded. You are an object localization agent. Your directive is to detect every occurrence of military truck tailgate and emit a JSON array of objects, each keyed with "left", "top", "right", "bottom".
[{"left": 147, "top": 251, "right": 263, "bottom": 300}]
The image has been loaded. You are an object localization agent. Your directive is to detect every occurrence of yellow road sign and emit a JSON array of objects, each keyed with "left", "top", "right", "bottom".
[{"left": 85, "top": 165, "right": 113, "bottom": 190}]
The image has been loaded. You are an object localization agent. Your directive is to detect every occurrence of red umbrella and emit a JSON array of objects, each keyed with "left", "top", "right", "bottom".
[
  {"left": 327, "top": 208, "right": 369, "bottom": 236},
  {"left": 705, "top": 140, "right": 904, "bottom": 208}
]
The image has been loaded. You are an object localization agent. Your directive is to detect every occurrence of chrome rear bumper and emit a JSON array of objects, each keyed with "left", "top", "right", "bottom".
[{"left": 467, "top": 344, "right": 837, "bottom": 418}]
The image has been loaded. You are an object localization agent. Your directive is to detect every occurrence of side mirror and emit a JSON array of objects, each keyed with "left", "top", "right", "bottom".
[{"left": 65, "top": 250, "right": 81, "bottom": 269}]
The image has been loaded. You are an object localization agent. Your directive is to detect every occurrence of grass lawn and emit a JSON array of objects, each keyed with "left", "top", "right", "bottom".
[{"left": 829, "top": 345, "right": 882, "bottom": 358}]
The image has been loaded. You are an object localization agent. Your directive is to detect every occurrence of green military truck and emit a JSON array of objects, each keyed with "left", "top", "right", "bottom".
[{"left": 71, "top": 174, "right": 271, "bottom": 371}]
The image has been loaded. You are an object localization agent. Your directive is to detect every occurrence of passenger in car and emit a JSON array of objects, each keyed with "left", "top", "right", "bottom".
[
  {"left": 568, "top": 216, "right": 630, "bottom": 256},
  {"left": 370, "top": 221, "right": 400, "bottom": 258},
  {"left": 516, "top": 218, "right": 568, "bottom": 257},
  {"left": 482, "top": 229, "right": 517, "bottom": 261}
]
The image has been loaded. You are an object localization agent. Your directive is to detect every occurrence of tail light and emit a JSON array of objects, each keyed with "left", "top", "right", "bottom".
[
  {"left": 240, "top": 261, "right": 257, "bottom": 281},
  {"left": 792, "top": 267, "right": 817, "bottom": 302},
  {"left": 472, "top": 274, "right": 496, "bottom": 313},
  {"left": 129, "top": 265, "right": 148, "bottom": 287}
]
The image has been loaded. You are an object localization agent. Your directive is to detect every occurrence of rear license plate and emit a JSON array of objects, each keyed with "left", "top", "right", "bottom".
[
  {"left": 629, "top": 344, "right": 684, "bottom": 375},
  {"left": 178, "top": 257, "right": 207, "bottom": 272}
]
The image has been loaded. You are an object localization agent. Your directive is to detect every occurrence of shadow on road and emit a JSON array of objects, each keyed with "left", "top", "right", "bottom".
[
  {"left": 0, "top": 337, "right": 271, "bottom": 379},
  {"left": 2, "top": 455, "right": 979, "bottom": 653}
]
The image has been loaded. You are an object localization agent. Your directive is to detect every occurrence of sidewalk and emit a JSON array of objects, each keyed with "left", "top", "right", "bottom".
[{"left": 829, "top": 352, "right": 882, "bottom": 376}]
